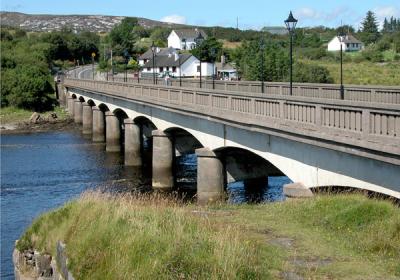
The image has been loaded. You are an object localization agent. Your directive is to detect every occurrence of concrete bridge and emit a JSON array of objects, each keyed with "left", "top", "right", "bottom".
[{"left": 58, "top": 77, "right": 400, "bottom": 202}]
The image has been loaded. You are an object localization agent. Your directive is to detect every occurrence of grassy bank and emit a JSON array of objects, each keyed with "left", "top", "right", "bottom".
[
  {"left": 17, "top": 192, "right": 400, "bottom": 279},
  {"left": 302, "top": 59, "right": 400, "bottom": 86},
  {"left": 0, "top": 106, "right": 69, "bottom": 125}
]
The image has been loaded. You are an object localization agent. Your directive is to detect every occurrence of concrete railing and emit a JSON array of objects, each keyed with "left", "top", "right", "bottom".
[
  {"left": 64, "top": 78, "right": 400, "bottom": 164},
  {"left": 105, "top": 76, "right": 400, "bottom": 105}
]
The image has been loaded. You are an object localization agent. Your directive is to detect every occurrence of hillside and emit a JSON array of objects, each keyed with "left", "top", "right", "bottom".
[{"left": 0, "top": 11, "right": 190, "bottom": 33}]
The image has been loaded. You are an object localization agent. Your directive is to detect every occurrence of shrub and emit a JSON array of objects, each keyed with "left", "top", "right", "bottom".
[{"left": 293, "top": 62, "right": 334, "bottom": 83}]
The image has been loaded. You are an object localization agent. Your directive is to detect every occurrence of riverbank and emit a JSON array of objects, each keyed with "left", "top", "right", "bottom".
[
  {"left": 16, "top": 192, "right": 400, "bottom": 279},
  {"left": 0, "top": 106, "right": 76, "bottom": 134}
]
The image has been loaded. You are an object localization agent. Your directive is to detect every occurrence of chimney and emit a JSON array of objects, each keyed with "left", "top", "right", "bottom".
[
  {"left": 174, "top": 52, "right": 179, "bottom": 61},
  {"left": 221, "top": 55, "right": 226, "bottom": 65}
]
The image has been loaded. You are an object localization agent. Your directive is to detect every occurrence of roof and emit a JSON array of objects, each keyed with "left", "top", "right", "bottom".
[
  {"left": 172, "top": 29, "right": 207, "bottom": 39},
  {"left": 143, "top": 53, "right": 194, "bottom": 68},
  {"left": 138, "top": 47, "right": 178, "bottom": 60},
  {"left": 215, "top": 62, "right": 236, "bottom": 72},
  {"left": 338, "top": 34, "right": 362, "bottom": 44}
]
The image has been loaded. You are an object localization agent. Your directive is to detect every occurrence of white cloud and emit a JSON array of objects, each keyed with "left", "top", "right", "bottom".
[
  {"left": 295, "top": 7, "right": 322, "bottom": 21},
  {"left": 160, "top": 15, "right": 187, "bottom": 24},
  {"left": 373, "top": 6, "right": 400, "bottom": 28}
]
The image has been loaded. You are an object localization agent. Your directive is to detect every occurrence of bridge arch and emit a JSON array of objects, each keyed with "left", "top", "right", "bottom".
[
  {"left": 78, "top": 96, "right": 85, "bottom": 102},
  {"left": 164, "top": 127, "right": 203, "bottom": 155}
]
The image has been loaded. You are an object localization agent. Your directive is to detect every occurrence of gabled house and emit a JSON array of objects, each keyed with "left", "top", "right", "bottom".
[
  {"left": 167, "top": 28, "right": 207, "bottom": 50},
  {"left": 215, "top": 55, "right": 237, "bottom": 80},
  {"left": 141, "top": 52, "right": 214, "bottom": 78},
  {"left": 327, "top": 34, "right": 363, "bottom": 52},
  {"left": 138, "top": 47, "right": 177, "bottom": 66}
]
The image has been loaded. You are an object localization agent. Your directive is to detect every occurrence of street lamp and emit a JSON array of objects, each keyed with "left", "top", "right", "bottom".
[
  {"left": 338, "top": 29, "right": 345, "bottom": 99},
  {"left": 151, "top": 41, "right": 156, "bottom": 85},
  {"left": 285, "top": 11, "right": 298, "bottom": 96},
  {"left": 123, "top": 49, "right": 129, "bottom": 83},
  {"left": 178, "top": 52, "right": 182, "bottom": 87},
  {"left": 259, "top": 38, "right": 265, "bottom": 93},
  {"left": 211, "top": 48, "right": 216, "bottom": 90},
  {"left": 195, "top": 32, "right": 204, "bottom": 88}
]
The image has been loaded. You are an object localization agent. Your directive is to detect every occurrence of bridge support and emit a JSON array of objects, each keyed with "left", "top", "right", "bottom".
[
  {"left": 124, "top": 119, "right": 142, "bottom": 166},
  {"left": 92, "top": 107, "right": 105, "bottom": 142},
  {"left": 105, "top": 111, "right": 121, "bottom": 152},
  {"left": 82, "top": 103, "right": 93, "bottom": 135},
  {"left": 67, "top": 97, "right": 74, "bottom": 116},
  {"left": 74, "top": 100, "right": 83, "bottom": 124},
  {"left": 152, "top": 130, "right": 174, "bottom": 191},
  {"left": 196, "top": 148, "right": 224, "bottom": 204}
]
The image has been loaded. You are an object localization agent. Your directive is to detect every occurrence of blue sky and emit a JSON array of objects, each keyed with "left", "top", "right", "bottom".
[{"left": 2, "top": 0, "right": 400, "bottom": 29}]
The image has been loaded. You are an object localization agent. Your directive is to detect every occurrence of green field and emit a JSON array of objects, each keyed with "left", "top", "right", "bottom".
[
  {"left": 18, "top": 192, "right": 400, "bottom": 279},
  {"left": 302, "top": 59, "right": 400, "bottom": 86},
  {"left": 0, "top": 106, "right": 68, "bottom": 125}
]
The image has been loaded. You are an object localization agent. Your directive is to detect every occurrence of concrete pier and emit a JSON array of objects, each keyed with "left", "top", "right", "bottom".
[
  {"left": 196, "top": 148, "right": 224, "bottom": 204},
  {"left": 92, "top": 107, "right": 105, "bottom": 142},
  {"left": 152, "top": 130, "right": 173, "bottom": 191},
  {"left": 82, "top": 103, "right": 93, "bottom": 135},
  {"left": 124, "top": 119, "right": 142, "bottom": 166},
  {"left": 105, "top": 111, "right": 121, "bottom": 152},
  {"left": 67, "top": 97, "right": 74, "bottom": 116},
  {"left": 73, "top": 100, "right": 83, "bottom": 124}
]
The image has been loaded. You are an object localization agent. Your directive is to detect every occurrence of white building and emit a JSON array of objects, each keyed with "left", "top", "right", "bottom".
[
  {"left": 138, "top": 47, "right": 177, "bottom": 66},
  {"left": 141, "top": 52, "right": 214, "bottom": 78},
  {"left": 327, "top": 35, "right": 363, "bottom": 52},
  {"left": 215, "top": 56, "right": 237, "bottom": 80},
  {"left": 167, "top": 29, "right": 207, "bottom": 50}
]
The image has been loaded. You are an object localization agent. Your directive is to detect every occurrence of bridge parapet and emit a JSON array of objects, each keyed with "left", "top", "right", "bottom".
[
  {"left": 64, "top": 78, "right": 400, "bottom": 165},
  {"left": 105, "top": 76, "right": 400, "bottom": 104}
]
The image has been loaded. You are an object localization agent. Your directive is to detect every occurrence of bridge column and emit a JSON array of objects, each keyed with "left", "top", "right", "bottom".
[
  {"left": 105, "top": 111, "right": 121, "bottom": 152},
  {"left": 67, "top": 97, "right": 74, "bottom": 116},
  {"left": 196, "top": 148, "right": 224, "bottom": 204},
  {"left": 82, "top": 102, "right": 93, "bottom": 135},
  {"left": 74, "top": 100, "right": 83, "bottom": 124},
  {"left": 152, "top": 130, "right": 173, "bottom": 191},
  {"left": 124, "top": 119, "right": 142, "bottom": 166},
  {"left": 92, "top": 107, "right": 105, "bottom": 142}
]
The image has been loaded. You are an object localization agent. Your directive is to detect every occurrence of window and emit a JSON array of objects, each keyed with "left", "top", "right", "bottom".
[
  {"left": 197, "top": 65, "right": 201, "bottom": 72},
  {"left": 159, "top": 67, "right": 163, "bottom": 72},
  {"left": 172, "top": 66, "right": 176, "bottom": 72},
  {"left": 147, "top": 67, "right": 151, "bottom": 71},
  {"left": 166, "top": 67, "right": 169, "bottom": 71},
  {"left": 346, "top": 43, "right": 350, "bottom": 48}
]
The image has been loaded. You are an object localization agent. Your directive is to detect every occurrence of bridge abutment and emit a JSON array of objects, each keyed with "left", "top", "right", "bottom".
[
  {"left": 105, "top": 111, "right": 121, "bottom": 152},
  {"left": 152, "top": 130, "right": 174, "bottom": 191},
  {"left": 124, "top": 119, "right": 142, "bottom": 166},
  {"left": 92, "top": 107, "right": 105, "bottom": 142},
  {"left": 196, "top": 148, "right": 224, "bottom": 204},
  {"left": 82, "top": 103, "right": 93, "bottom": 135},
  {"left": 73, "top": 100, "right": 83, "bottom": 124}
]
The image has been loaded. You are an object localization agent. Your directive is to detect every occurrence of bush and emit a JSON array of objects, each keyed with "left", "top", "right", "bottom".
[
  {"left": 294, "top": 62, "right": 334, "bottom": 83},
  {"left": 362, "top": 46, "right": 384, "bottom": 62}
]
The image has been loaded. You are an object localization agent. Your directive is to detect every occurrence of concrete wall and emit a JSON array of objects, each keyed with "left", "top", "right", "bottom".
[{"left": 66, "top": 88, "right": 400, "bottom": 198}]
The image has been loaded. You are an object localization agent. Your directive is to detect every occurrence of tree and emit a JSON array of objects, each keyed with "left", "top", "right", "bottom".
[
  {"left": 191, "top": 37, "right": 223, "bottom": 62},
  {"left": 359, "top": 11, "right": 380, "bottom": 45},
  {"left": 109, "top": 17, "right": 139, "bottom": 55}
]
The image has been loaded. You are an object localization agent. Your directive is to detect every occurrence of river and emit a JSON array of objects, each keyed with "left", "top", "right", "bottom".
[{"left": 0, "top": 129, "right": 290, "bottom": 279}]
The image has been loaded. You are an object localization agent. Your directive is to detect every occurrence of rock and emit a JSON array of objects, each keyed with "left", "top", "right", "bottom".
[
  {"left": 283, "top": 183, "right": 313, "bottom": 198},
  {"left": 281, "top": 271, "right": 304, "bottom": 280},
  {"left": 29, "top": 112, "right": 41, "bottom": 123},
  {"left": 35, "top": 253, "right": 53, "bottom": 277}
]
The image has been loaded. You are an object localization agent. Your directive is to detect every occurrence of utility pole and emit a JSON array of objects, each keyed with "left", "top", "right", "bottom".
[{"left": 236, "top": 17, "right": 239, "bottom": 30}]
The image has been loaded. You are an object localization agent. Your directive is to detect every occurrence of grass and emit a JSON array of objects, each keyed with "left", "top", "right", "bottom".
[
  {"left": 0, "top": 106, "right": 69, "bottom": 125},
  {"left": 17, "top": 192, "right": 400, "bottom": 279},
  {"left": 302, "top": 59, "right": 400, "bottom": 86}
]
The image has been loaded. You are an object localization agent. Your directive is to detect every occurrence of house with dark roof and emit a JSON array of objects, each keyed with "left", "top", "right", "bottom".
[
  {"left": 327, "top": 34, "right": 363, "bottom": 52},
  {"left": 138, "top": 47, "right": 177, "bottom": 66},
  {"left": 168, "top": 28, "right": 208, "bottom": 50},
  {"left": 215, "top": 56, "right": 237, "bottom": 80},
  {"left": 141, "top": 51, "right": 214, "bottom": 78}
]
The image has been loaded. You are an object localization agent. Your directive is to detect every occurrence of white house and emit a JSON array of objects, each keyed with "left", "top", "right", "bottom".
[
  {"left": 167, "top": 29, "right": 207, "bottom": 50},
  {"left": 327, "top": 34, "right": 363, "bottom": 52},
  {"left": 215, "top": 55, "right": 237, "bottom": 80},
  {"left": 141, "top": 52, "right": 214, "bottom": 78},
  {"left": 138, "top": 47, "right": 177, "bottom": 66}
]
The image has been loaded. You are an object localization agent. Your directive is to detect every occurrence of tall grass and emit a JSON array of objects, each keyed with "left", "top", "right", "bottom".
[{"left": 18, "top": 192, "right": 270, "bottom": 280}]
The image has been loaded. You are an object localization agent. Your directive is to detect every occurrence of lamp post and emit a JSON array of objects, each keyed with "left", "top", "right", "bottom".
[
  {"left": 151, "top": 41, "right": 156, "bottom": 85},
  {"left": 123, "top": 49, "right": 129, "bottom": 83},
  {"left": 285, "top": 11, "right": 298, "bottom": 96},
  {"left": 211, "top": 48, "right": 216, "bottom": 90},
  {"left": 178, "top": 53, "right": 182, "bottom": 87},
  {"left": 195, "top": 32, "right": 204, "bottom": 88},
  {"left": 338, "top": 30, "right": 345, "bottom": 99},
  {"left": 259, "top": 38, "right": 265, "bottom": 93}
]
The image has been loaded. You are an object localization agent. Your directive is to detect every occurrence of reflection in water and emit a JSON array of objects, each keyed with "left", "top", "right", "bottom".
[{"left": 1, "top": 131, "right": 291, "bottom": 279}]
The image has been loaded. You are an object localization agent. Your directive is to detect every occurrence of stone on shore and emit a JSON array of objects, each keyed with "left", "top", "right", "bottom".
[{"left": 283, "top": 183, "right": 314, "bottom": 198}]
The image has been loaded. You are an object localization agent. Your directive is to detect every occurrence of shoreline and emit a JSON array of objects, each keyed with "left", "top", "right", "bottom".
[{"left": 1, "top": 117, "right": 79, "bottom": 135}]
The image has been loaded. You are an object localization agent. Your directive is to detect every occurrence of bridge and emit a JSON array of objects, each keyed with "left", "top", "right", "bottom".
[{"left": 58, "top": 77, "right": 400, "bottom": 202}]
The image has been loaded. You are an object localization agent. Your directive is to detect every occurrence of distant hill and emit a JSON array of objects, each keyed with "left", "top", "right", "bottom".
[{"left": 0, "top": 11, "right": 191, "bottom": 33}]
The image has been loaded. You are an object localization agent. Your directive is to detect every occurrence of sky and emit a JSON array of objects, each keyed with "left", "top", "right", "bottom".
[{"left": 2, "top": 0, "right": 400, "bottom": 30}]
